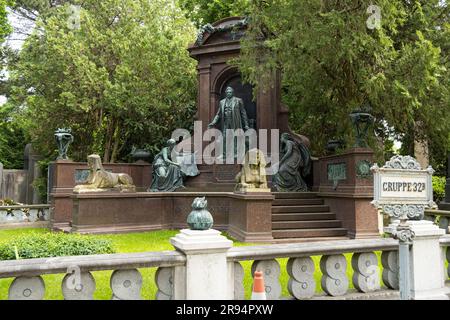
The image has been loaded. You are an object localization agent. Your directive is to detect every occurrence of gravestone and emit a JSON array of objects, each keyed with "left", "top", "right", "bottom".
[{"left": 24, "top": 144, "right": 43, "bottom": 204}]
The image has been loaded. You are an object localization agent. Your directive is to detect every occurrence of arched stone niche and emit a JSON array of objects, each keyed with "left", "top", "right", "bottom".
[{"left": 188, "top": 16, "right": 285, "bottom": 135}]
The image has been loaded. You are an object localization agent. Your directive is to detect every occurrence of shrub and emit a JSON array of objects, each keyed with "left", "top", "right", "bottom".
[
  {"left": 0, "top": 232, "right": 116, "bottom": 260},
  {"left": 0, "top": 199, "right": 20, "bottom": 206},
  {"left": 432, "top": 176, "right": 446, "bottom": 204}
]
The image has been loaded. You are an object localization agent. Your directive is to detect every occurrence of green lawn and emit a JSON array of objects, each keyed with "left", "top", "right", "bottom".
[{"left": 0, "top": 228, "right": 391, "bottom": 300}]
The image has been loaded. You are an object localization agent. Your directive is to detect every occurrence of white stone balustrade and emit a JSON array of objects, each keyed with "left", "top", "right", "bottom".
[
  {"left": 425, "top": 209, "right": 450, "bottom": 234},
  {"left": 0, "top": 234, "right": 449, "bottom": 300},
  {"left": 0, "top": 204, "right": 50, "bottom": 225}
]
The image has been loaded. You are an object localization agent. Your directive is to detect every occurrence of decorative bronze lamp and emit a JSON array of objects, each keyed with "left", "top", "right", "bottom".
[
  {"left": 350, "top": 103, "right": 375, "bottom": 148},
  {"left": 54, "top": 128, "right": 73, "bottom": 160}
]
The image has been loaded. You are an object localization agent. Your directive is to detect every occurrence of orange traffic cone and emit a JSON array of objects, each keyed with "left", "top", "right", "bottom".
[{"left": 251, "top": 270, "right": 266, "bottom": 300}]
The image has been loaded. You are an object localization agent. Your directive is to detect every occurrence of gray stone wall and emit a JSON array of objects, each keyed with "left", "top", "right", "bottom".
[
  {"left": 1, "top": 169, "right": 28, "bottom": 203},
  {"left": 0, "top": 144, "right": 43, "bottom": 204}
]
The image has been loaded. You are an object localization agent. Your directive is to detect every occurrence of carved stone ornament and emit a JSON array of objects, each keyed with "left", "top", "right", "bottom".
[
  {"left": 195, "top": 17, "right": 249, "bottom": 46},
  {"left": 391, "top": 224, "right": 415, "bottom": 244},
  {"left": 383, "top": 155, "right": 422, "bottom": 170},
  {"left": 356, "top": 160, "right": 372, "bottom": 179},
  {"left": 382, "top": 204, "right": 425, "bottom": 220}
]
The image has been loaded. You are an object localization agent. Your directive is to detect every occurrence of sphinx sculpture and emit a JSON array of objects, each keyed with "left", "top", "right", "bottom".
[
  {"left": 73, "top": 154, "right": 136, "bottom": 193},
  {"left": 235, "top": 148, "right": 270, "bottom": 193}
]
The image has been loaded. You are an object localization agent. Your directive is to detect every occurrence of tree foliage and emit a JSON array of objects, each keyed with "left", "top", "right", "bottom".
[
  {"left": 177, "top": 0, "right": 249, "bottom": 27},
  {"left": 238, "top": 0, "right": 450, "bottom": 167},
  {"left": 0, "top": 103, "right": 26, "bottom": 168},
  {"left": 6, "top": 0, "right": 197, "bottom": 163},
  {"left": 0, "top": 0, "right": 13, "bottom": 41}
]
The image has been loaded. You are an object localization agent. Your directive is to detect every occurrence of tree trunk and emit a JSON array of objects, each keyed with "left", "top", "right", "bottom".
[
  {"left": 103, "top": 117, "right": 115, "bottom": 163},
  {"left": 110, "top": 121, "right": 121, "bottom": 163}
]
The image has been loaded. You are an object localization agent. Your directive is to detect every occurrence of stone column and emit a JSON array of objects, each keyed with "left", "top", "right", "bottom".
[
  {"left": 170, "top": 229, "right": 233, "bottom": 300},
  {"left": 408, "top": 220, "right": 448, "bottom": 299},
  {"left": 387, "top": 220, "right": 448, "bottom": 299}
]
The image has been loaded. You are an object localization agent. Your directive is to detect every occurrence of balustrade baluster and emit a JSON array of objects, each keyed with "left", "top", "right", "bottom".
[
  {"left": 110, "top": 269, "right": 142, "bottom": 300},
  {"left": 287, "top": 257, "right": 315, "bottom": 299},
  {"left": 320, "top": 254, "right": 348, "bottom": 296},
  {"left": 251, "top": 259, "right": 281, "bottom": 300},
  {"left": 232, "top": 262, "right": 244, "bottom": 300},
  {"left": 155, "top": 267, "right": 173, "bottom": 300},
  {"left": 8, "top": 276, "right": 45, "bottom": 300},
  {"left": 62, "top": 271, "right": 95, "bottom": 300},
  {"left": 381, "top": 251, "right": 399, "bottom": 289},
  {"left": 351, "top": 252, "right": 380, "bottom": 293}
]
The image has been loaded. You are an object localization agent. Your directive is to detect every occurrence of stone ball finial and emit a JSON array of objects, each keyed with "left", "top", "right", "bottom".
[{"left": 187, "top": 197, "right": 213, "bottom": 230}]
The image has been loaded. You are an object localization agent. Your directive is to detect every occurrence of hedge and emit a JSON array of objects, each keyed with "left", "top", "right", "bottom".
[{"left": 0, "top": 232, "right": 116, "bottom": 260}]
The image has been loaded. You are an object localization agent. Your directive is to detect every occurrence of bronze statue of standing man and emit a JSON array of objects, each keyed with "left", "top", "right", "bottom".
[
  {"left": 208, "top": 86, "right": 250, "bottom": 158},
  {"left": 208, "top": 86, "right": 250, "bottom": 132}
]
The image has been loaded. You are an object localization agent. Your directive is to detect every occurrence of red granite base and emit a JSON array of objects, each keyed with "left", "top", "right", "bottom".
[{"left": 50, "top": 191, "right": 274, "bottom": 242}]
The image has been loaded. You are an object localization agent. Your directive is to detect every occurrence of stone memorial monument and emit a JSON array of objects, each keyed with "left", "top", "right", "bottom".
[
  {"left": 234, "top": 149, "right": 269, "bottom": 193},
  {"left": 187, "top": 16, "right": 310, "bottom": 190},
  {"left": 73, "top": 154, "right": 135, "bottom": 193}
]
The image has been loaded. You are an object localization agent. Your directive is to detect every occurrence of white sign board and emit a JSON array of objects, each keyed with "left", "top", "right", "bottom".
[
  {"left": 371, "top": 155, "right": 436, "bottom": 220},
  {"left": 378, "top": 173, "right": 428, "bottom": 201}
]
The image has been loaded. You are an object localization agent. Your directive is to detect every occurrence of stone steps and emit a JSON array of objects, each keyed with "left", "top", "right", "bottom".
[
  {"left": 272, "top": 212, "right": 337, "bottom": 221},
  {"left": 271, "top": 192, "right": 318, "bottom": 199},
  {"left": 272, "top": 220, "right": 343, "bottom": 230},
  {"left": 272, "top": 198, "right": 324, "bottom": 206},
  {"left": 272, "top": 204, "right": 330, "bottom": 213},
  {"left": 272, "top": 227, "right": 348, "bottom": 239},
  {"left": 271, "top": 192, "right": 347, "bottom": 239}
]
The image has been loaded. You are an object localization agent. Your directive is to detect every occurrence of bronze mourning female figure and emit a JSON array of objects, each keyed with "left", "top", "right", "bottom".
[
  {"left": 149, "top": 139, "right": 185, "bottom": 192},
  {"left": 272, "top": 133, "right": 311, "bottom": 192}
]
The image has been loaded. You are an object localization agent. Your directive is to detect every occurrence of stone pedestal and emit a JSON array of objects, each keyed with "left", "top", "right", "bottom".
[
  {"left": 313, "top": 148, "right": 379, "bottom": 239},
  {"left": 170, "top": 229, "right": 233, "bottom": 300},
  {"left": 228, "top": 192, "right": 274, "bottom": 242},
  {"left": 386, "top": 220, "right": 448, "bottom": 300},
  {"left": 48, "top": 160, "right": 151, "bottom": 229},
  {"left": 408, "top": 221, "right": 448, "bottom": 300}
]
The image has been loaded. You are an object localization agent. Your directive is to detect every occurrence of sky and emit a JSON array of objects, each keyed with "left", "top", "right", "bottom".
[{"left": 0, "top": 9, "right": 34, "bottom": 105}]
